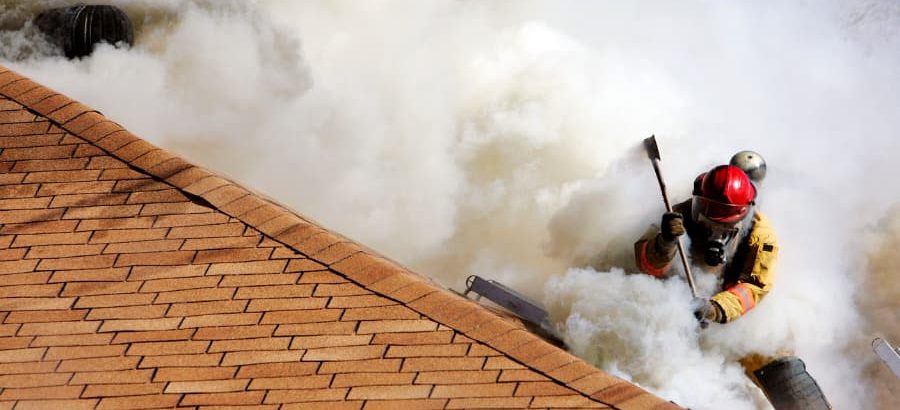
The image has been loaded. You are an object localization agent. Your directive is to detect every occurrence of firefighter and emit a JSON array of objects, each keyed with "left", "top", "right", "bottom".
[
  {"left": 634, "top": 151, "right": 832, "bottom": 409},
  {"left": 634, "top": 160, "right": 772, "bottom": 323}
]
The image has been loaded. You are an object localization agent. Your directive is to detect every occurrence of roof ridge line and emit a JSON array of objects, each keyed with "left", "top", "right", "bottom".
[{"left": 0, "top": 65, "right": 680, "bottom": 410}]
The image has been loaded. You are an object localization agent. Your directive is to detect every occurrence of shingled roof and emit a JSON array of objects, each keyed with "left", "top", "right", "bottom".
[{"left": 0, "top": 65, "right": 682, "bottom": 410}]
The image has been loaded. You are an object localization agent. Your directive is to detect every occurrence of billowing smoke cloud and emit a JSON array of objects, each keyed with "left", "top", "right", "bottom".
[
  {"left": 1, "top": 1, "right": 898, "bottom": 408},
  {"left": 857, "top": 205, "right": 900, "bottom": 408}
]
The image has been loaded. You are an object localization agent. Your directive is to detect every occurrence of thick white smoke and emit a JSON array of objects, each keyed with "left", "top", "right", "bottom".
[{"left": 2, "top": 1, "right": 898, "bottom": 408}]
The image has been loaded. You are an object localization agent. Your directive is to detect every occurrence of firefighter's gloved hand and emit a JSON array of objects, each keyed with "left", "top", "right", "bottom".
[
  {"left": 660, "top": 212, "right": 685, "bottom": 242},
  {"left": 691, "top": 298, "right": 723, "bottom": 325}
]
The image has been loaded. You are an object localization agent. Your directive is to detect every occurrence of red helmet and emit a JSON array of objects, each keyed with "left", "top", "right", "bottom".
[{"left": 692, "top": 165, "right": 756, "bottom": 223}]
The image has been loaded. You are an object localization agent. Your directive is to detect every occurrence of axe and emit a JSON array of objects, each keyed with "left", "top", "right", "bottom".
[{"left": 643, "top": 135, "right": 698, "bottom": 298}]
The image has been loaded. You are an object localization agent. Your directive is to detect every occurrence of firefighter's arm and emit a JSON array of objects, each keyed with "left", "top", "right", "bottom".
[
  {"left": 633, "top": 226, "right": 678, "bottom": 278},
  {"left": 711, "top": 214, "right": 778, "bottom": 323}
]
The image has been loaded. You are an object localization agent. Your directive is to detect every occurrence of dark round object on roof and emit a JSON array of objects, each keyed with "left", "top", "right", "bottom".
[
  {"left": 35, "top": 4, "right": 134, "bottom": 59},
  {"left": 754, "top": 356, "right": 832, "bottom": 410}
]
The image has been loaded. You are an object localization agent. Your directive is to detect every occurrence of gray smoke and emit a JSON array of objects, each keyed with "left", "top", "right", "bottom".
[{"left": 1, "top": 1, "right": 897, "bottom": 408}]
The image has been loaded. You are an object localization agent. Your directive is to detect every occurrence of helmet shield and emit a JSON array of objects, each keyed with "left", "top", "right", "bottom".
[{"left": 692, "top": 195, "right": 752, "bottom": 223}]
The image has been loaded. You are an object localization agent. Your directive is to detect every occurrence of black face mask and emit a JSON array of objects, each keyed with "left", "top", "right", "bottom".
[
  {"left": 696, "top": 215, "right": 740, "bottom": 266},
  {"left": 705, "top": 242, "right": 727, "bottom": 266}
]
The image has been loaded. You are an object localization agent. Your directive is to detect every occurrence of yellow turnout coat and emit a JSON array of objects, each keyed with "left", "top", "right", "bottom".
[{"left": 634, "top": 201, "right": 778, "bottom": 323}]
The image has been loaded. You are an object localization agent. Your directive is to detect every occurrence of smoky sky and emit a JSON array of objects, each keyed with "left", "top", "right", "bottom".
[{"left": 2, "top": 1, "right": 898, "bottom": 408}]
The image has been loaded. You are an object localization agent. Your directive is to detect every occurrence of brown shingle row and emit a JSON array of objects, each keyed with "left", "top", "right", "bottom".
[
  {"left": 0, "top": 110, "right": 35, "bottom": 124},
  {"left": 2, "top": 268, "right": 401, "bottom": 322},
  {"left": 0, "top": 362, "right": 592, "bottom": 401},
  {"left": 0, "top": 365, "right": 597, "bottom": 406}
]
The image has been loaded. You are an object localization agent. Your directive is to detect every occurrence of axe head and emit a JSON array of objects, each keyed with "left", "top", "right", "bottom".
[{"left": 643, "top": 135, "right": 661, "bottom": 161}]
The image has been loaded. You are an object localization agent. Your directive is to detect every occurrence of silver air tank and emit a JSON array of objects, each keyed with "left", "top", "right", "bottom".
[{"left": 730, "top": 150, "right": 766, "bottom": 183}]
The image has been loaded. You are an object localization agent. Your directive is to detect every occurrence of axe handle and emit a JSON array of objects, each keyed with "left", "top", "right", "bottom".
[{"left": 650, "top": 158, "right": 698, "bottom": 298}]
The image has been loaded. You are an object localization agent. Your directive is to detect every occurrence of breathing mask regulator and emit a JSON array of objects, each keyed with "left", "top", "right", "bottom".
[
  {"left": 691, "top": 161, "right": 760, "bottom": 266},
  {"left": 692, "top": 209, "right": 747, "bottom": 266}
]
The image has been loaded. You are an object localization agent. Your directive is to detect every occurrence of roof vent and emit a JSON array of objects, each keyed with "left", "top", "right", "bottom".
[{"left": 35, "top": 3, "right": 134, "bottom": 59}]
